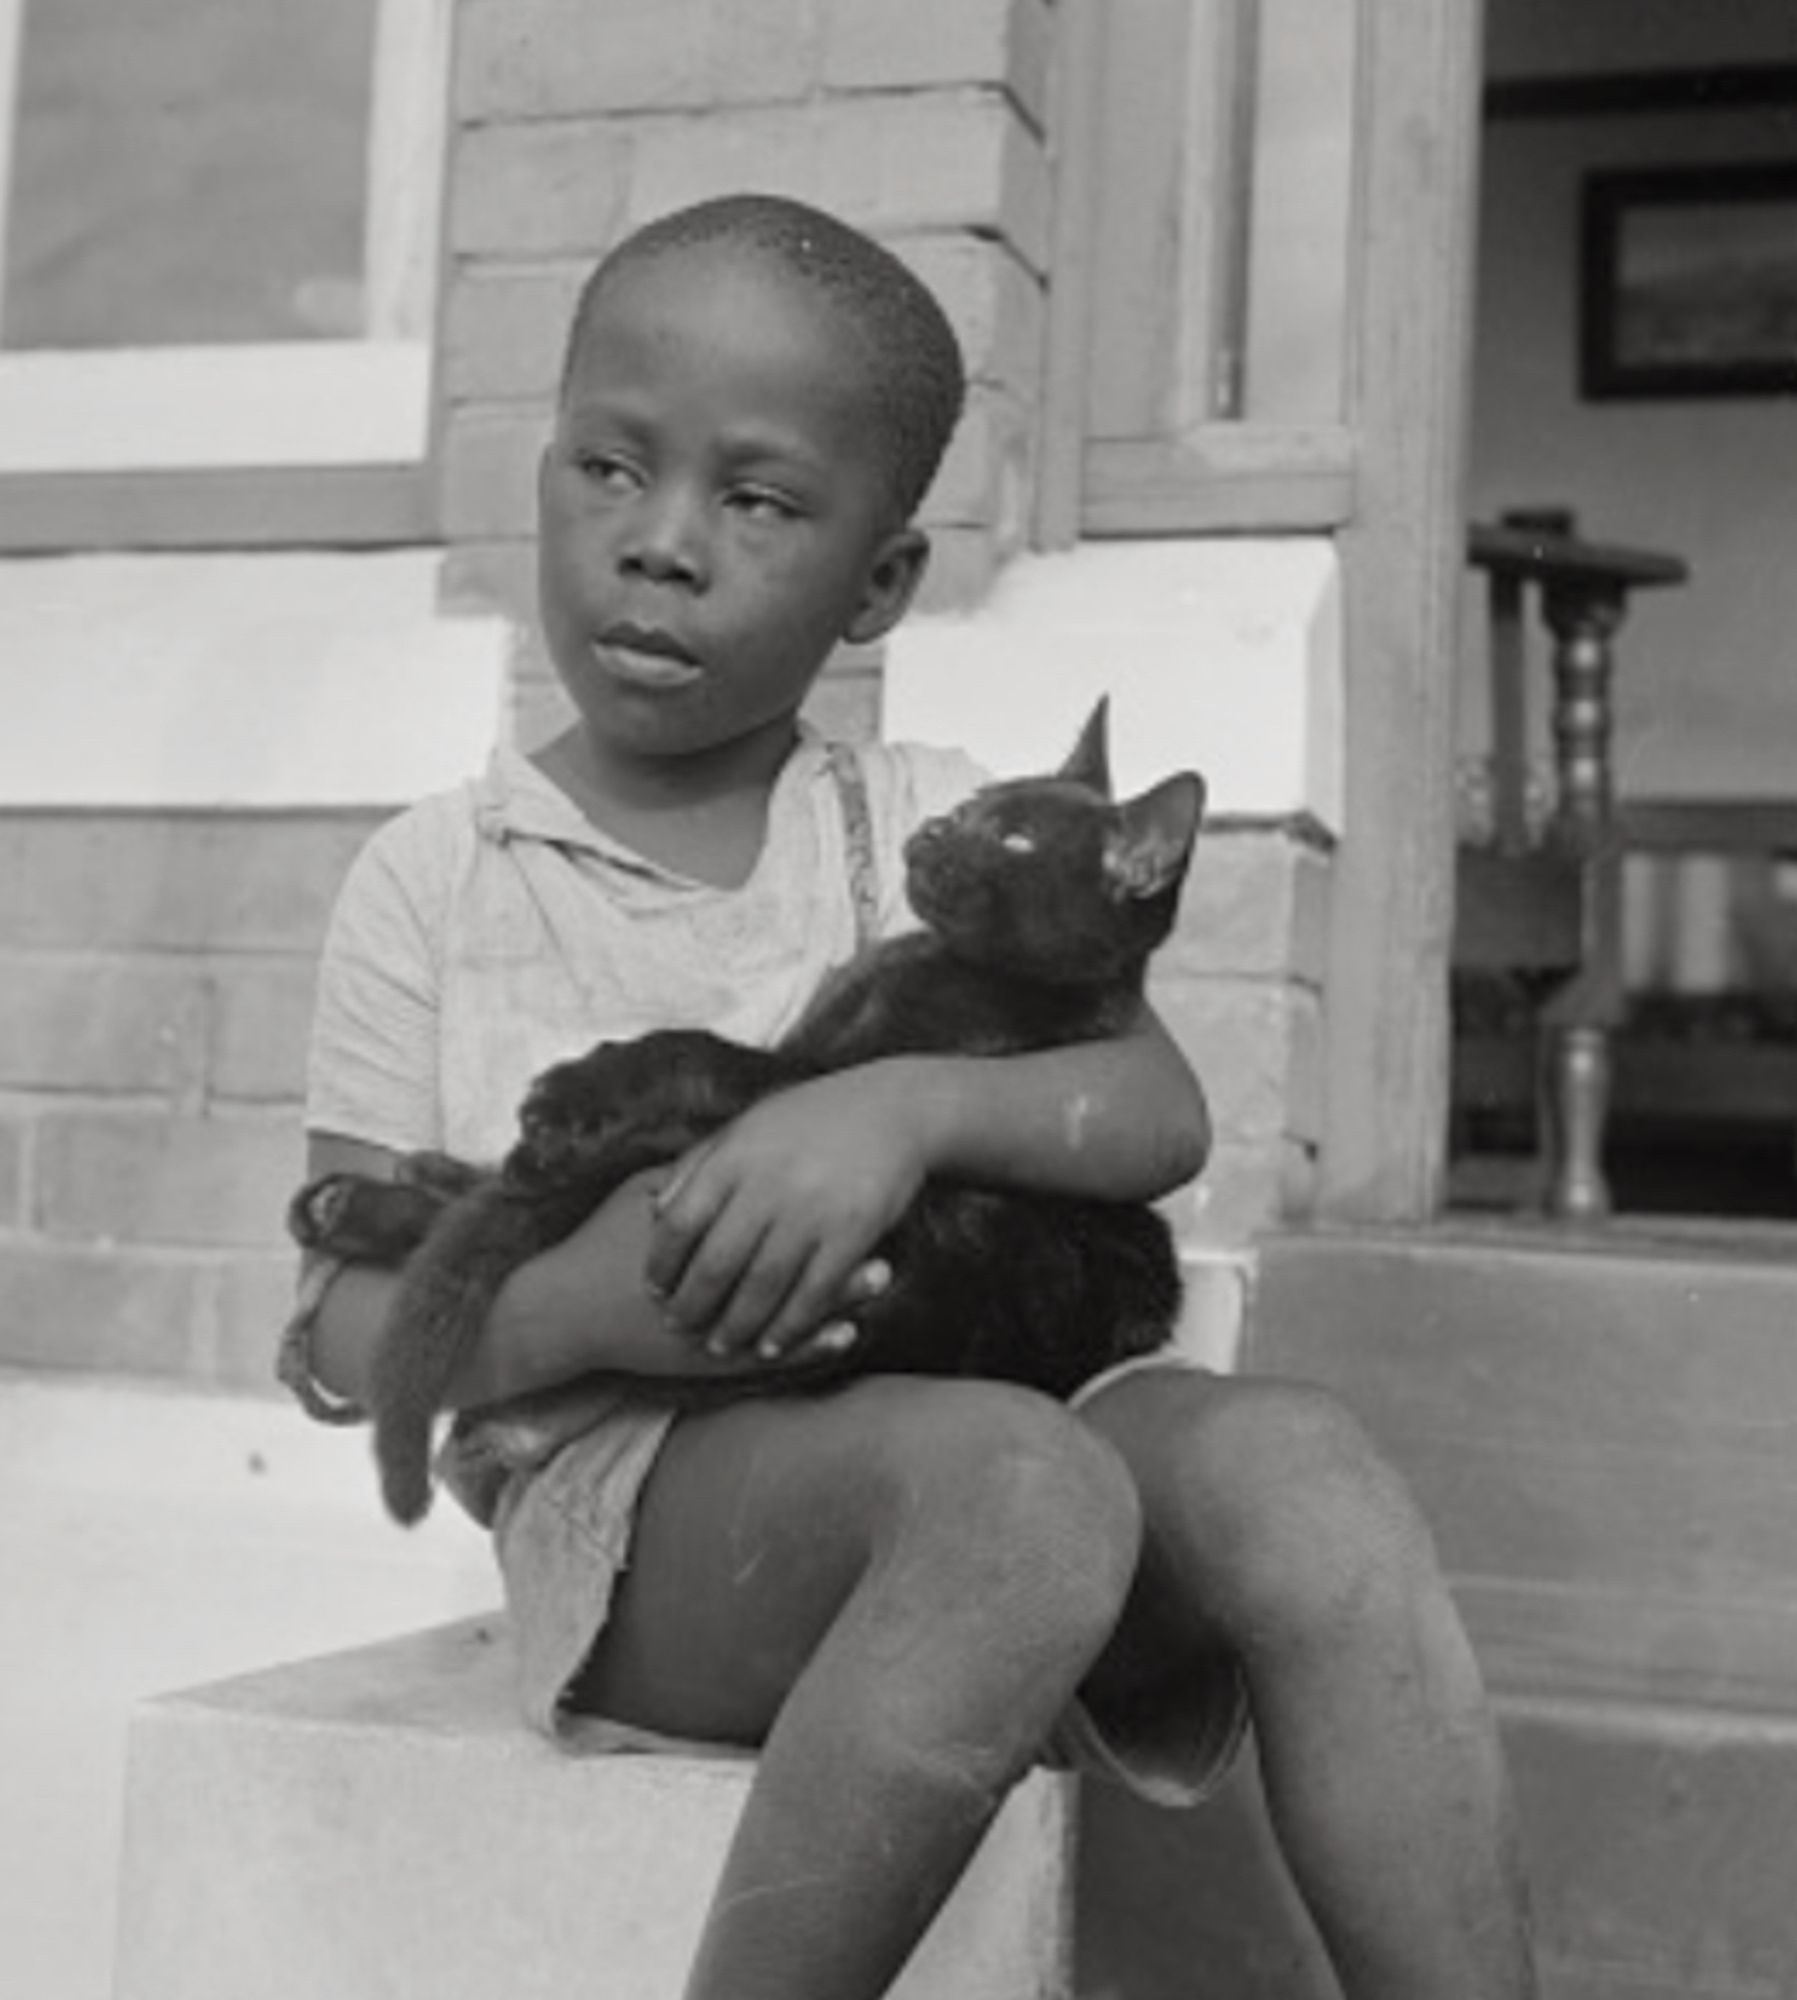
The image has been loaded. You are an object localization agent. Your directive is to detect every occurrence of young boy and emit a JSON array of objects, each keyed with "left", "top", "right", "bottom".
[{"left": 287, "top": 195, "right": 1536, "bottom": 1999}]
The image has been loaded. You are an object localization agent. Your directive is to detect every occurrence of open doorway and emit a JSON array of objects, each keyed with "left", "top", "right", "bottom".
[{"left": 1449, "top": 0, "right": 1797, "bottom": 1224}]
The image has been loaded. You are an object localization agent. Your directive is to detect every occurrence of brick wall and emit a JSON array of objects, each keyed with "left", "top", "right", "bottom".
[
  {"left": 0, "top": 812, "right": 384, "bottom": 1390},
  {"left": 437, "top": 0, "right": 1056, "bottom": 746},
  {"left": 1154, "top": 826, "right": 1328, "bottom": 1248}
]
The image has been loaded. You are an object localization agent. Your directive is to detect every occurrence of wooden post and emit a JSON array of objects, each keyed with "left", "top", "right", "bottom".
[
  {"left": 1538, "top": 578, "right": 1625, "bottom": 1219},
  {"left": 1542, "top": 579, "right": 1624, "bottom": 848},
  {"left": 1034, "top": 0, "right": 1106, "bottom": 551},
  {"left": 1487, "top": 569, "right": 1530, "bottom": 855},
  {"left": 1319, "top": 0, "right": 1487, "bottom": 1220}
]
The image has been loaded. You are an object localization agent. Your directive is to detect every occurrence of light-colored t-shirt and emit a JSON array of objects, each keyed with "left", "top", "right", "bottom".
[
  {"left": 302, "top": 728, "right": 989, "bottom": 1742},
  {"left": 306, "top": 729, "right": 988, "bottom": 1164}
]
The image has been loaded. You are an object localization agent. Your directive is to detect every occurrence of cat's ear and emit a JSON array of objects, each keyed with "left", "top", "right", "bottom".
[
  {"left": 1105, "top": 772, "right": 1206, "bottom": 900},
  {"left": 1059, "top": 698, "right": 1113, "bottom": 796}
]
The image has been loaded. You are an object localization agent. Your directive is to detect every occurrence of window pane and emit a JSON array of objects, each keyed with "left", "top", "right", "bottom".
[{"left": 3, "top": 0, "right": 377, "bottom": 350}]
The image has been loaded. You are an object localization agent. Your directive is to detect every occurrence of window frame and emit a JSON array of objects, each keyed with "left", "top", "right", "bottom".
[
  {"left": 0, "top": 0, "right": 451, "bottom": 551},
  {"left": 1039, "top": 0, "right": 1359, "bottom": 546},
  {"left": 1041, "top": 0, "right": 1485, "bottom": 1219}
]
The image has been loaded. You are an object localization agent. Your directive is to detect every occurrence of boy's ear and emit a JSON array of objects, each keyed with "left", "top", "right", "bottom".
[{"left": 843, "top": 528, "right": 931, "bottom": 646}]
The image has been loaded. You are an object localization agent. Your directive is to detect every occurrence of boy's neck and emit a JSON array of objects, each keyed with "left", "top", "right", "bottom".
[{"left": 531, "top": 719, "right": 803, "bottom": 889}]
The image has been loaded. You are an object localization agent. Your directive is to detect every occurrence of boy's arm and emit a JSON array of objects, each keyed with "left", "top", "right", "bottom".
[
  {"left": 893, "top": 1000, "right": 1209, "bottom": 1200},
  {"left": 649, "top": 1000, "right": 1208, "bottom": 1358},
  {"left": 299, "top": 1136, "right": 863, "bottom": 1413}
]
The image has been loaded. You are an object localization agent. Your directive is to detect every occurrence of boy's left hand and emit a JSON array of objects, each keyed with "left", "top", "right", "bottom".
[{"left": 645, "top": 1064, "right": 929, "bottom": 1363}]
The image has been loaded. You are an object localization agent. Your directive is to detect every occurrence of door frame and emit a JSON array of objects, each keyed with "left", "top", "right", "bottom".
[{"left": 1317, "top": 0, "right": 1488, "bottom": 1219}]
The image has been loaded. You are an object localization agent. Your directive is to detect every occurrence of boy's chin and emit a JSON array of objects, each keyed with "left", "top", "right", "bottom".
[{"left": 560, "top": 699, "right": 807, "bottom": 769}]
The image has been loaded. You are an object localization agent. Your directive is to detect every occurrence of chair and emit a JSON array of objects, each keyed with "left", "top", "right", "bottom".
[{"left": 1451, "top": 512, "right": 1687, "bottom": 1218}]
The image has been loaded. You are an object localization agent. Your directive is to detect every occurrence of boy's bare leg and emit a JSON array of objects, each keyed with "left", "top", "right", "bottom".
[
  {"left": 576, "top": 1376, "right": 1143, "bottom": 2000},
  {"left": 1076, "top": 1367, "right": 1538, "bottom": 2000}
]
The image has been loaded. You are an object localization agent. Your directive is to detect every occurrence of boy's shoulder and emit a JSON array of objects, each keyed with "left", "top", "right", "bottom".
[
  {"left": 345, "top": 743, "right": 585, "bottom": 893},
  {"left": 346, "top": 770, "right": 486, "bottom": 898},
  {"left": 846, "top": 733, "right": 991, "bottom": 832}
]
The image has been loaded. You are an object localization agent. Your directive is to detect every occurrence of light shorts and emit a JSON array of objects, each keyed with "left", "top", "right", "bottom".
[{"left": 490, "top": 1352, "right": 1250, "bottom": 1810}]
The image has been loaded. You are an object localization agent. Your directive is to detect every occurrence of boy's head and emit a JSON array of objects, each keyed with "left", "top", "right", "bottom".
[
  {"left": 562, "top": 195, "right": 966, "bottom": 523},
  {"left": 537, "top": 196, "right": 968, "bottom": 775}
]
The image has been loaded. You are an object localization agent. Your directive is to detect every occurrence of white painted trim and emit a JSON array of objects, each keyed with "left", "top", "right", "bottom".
[
  {"left": 0, "top": 0, "right": 445, "bottom": 475},
  {"left": 364, "top": 0, "right": 453, "bottom": 341},
  {"left": 0, "top": 550, "right": 509, "bottom": 806},
  {"left": 882, "top": 539, "right": 1344, "bottom": 832},
  {"left": 0, "top": 342, "right": 431, "bottom": 472}
]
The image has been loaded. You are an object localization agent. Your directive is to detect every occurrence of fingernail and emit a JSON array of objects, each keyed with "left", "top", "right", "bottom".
[
  {"left": 861, "top": 1261, "right": 892, "bottom": 1297},
  {"left": 756, "top": 1335, "right": 783, "bottom": 1359},
  {"left": 816, "top": 1322, "right": 857, "bottom": 1353}
]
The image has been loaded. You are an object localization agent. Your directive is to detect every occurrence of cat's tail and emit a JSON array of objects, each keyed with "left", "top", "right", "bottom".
[{"left": 368, "top": 1183, "right": 555, "bottom": 1525}]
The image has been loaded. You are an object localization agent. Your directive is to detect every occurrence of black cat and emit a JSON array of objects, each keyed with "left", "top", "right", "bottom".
[{"left": 290, "top": 702, "right": 1206, "bottom": 1524}]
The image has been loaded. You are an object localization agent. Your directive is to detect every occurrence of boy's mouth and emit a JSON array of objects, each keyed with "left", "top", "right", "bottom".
[{"left": 592, "top": 622, "right": 703, "bottom": 690}]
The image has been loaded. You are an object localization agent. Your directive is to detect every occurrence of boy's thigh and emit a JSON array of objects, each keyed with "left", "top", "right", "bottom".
[{"left": 574, "top": 1373, "right": 1104, "bottom": 1746}]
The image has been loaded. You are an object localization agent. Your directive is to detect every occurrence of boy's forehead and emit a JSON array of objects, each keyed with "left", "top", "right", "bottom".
[
  {"left": 557, "top": 237, "right": 905, "bottom": 499},
  {"left": 583, "top": 237, "right": 848, "bottom": 350}
]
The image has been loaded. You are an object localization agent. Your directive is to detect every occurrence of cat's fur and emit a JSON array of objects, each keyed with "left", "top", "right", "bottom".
[{"left": 290, "top": 702, "right": 1206, "bottom": 1524}]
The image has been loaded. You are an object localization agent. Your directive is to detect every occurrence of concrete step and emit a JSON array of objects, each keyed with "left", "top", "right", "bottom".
[
  {"left": 1251, "top": 1220, "right": 1797, "bottom": 1716},
  {"left": 1077, "top": 1686, "right": 1797, "bottom": 2000},
  {"left": 112, "top": 1617, "right": 1074, "bottom": 2000},
  {"left": 1504, "top": 1690, "right": 1797, "bottom": 2000},
  {"left": 1192, "top": 1223, "right": 1797, "bottom": 2000}
]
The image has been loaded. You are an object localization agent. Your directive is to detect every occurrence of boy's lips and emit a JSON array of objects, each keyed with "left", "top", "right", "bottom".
[{"left": 592, "top": 623, "right": 703, "bottom": 690}]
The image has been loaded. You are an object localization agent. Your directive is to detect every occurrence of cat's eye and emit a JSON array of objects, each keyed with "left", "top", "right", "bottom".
[{"left": 1001, "top": 831, "right": 1036, "bottom": 854}]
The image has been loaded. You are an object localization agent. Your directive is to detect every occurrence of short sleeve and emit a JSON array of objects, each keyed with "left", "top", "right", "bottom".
[{"left": 305, "top": 806, "right": 457, "bottom": 1154}]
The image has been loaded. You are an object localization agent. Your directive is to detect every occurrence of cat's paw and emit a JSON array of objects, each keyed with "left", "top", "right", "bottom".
[
  {"left": 286, "top": 1174, "right": 446, "bottom": 1265},
  {"left": 286, "top": 1174, "right": 362, "bottom": 1250}
]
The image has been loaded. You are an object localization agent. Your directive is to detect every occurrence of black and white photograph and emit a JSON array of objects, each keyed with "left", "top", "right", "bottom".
[{"left": 4, "top": 4, "right": 1796, "bottom": 1999}]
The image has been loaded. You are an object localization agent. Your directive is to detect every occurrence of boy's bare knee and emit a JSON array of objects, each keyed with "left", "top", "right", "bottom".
[
  {"left": 860, "top": 1379, "right": 1143, "bottom": 1648},
  {"left": 1171, "top": 1380, "right": 1439, "bottom": 1646}
]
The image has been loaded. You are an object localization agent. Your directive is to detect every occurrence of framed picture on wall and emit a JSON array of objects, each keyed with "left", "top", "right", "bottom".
[{"left": 1580, "top": 160, "right": 1797, "bottom": 399}]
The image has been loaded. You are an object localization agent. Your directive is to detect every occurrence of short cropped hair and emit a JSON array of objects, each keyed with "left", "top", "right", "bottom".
[{"left": 562, "top": 194, "right": 966, "bottom": 521}]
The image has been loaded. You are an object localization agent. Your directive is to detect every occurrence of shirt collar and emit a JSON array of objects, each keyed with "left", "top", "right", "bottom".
[
  {"left": 472, "top": 741, "right": 614, "bottom": 852},
  {"left": 471, "top": 728, "right": 828, "bottom": 868}
]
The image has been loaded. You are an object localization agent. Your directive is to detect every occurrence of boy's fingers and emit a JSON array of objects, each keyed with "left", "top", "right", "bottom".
[
  {"left": 664, "top": 1199, "right": 784, "bottom": 1348},
  {"left": 844, "top": 1257, "right": 892, "bottom": 1307},
  {"left": 800, "top": 1320, "right": 861, "bottom": 1360},
  {"left": 749, "top": 1256, "right": 851, "bottom": 1361},
  {"left": 695, "top": 1220, "right": 817, "bottom": 1357},
  {"left": 751, "top": 1253, "right": 882, "bottom": 1363},
  {"left": 645, "top": 1147, "right": 726, "bottom": 1298}
]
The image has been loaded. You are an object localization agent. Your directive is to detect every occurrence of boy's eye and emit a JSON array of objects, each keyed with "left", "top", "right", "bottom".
[
  {"left": 727, "top": 486, "right": 799, "bottom": 523},
  {"left": 572, "top": 450, "right": 639, "bottom": 492}
]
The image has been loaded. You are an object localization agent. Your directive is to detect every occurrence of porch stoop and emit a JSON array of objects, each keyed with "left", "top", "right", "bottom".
[
  {"left": 110, "top": 1617, "right": 1075, "bottom": 2000},
  {"left": 1248, "top": 1222, "right": 1797, "bottom": 2000}
]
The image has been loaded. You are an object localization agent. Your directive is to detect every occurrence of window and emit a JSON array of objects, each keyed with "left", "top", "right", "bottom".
[
  {"left": 0, "top": 0, "right": 450, "bottom": 543},
  {"left": 1041, "top": 0, "right": 1358, "bottom": 541}
]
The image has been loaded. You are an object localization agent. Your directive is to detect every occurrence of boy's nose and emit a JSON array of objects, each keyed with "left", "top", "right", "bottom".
[{"left": 621, "top": 488, "right": 707, "bottom": 585}]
